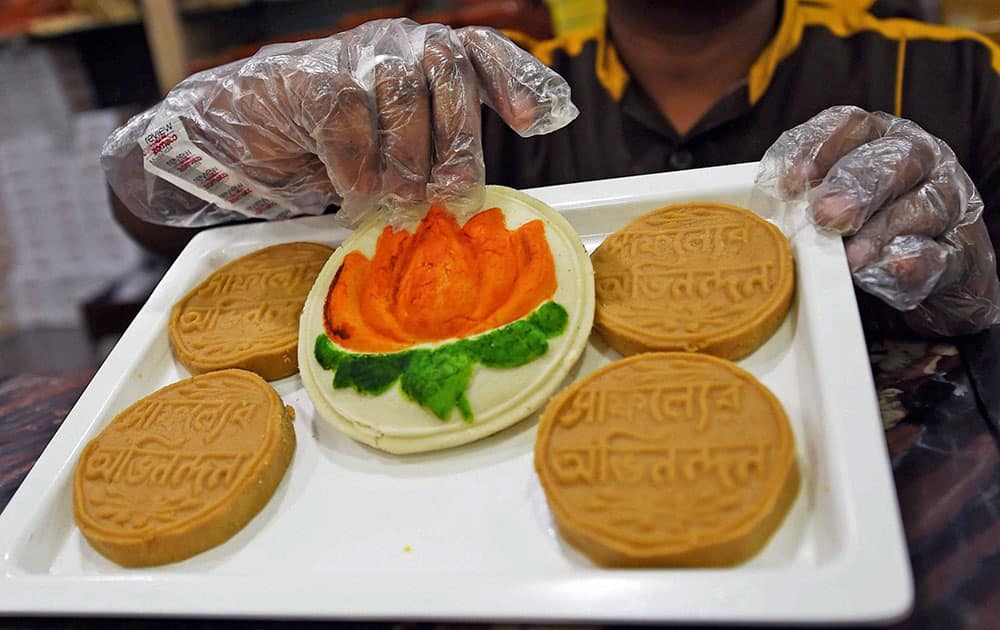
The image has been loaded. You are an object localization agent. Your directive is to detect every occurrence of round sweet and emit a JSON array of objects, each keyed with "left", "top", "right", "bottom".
[
  {"left": 73, "top": 369, "right": 296, "bottom": 567},
  {"left": 298, "top": 185, "right": 595, "bottom": 454},
  {"left": 535, "top": 352, "right": 799, "bottom": 567},
  {"left": 169, "top": 242, "right": 334, "bottom": 380},
  {"left": 591, "top": 203, "right": 794, "bottom": 360}
]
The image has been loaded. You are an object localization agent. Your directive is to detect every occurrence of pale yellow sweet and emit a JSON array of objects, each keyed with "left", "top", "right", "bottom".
[
  {"left": 73, "top": 369, "right": 295, "bottom": 567},
  {"left": 535, "top": 352, "right": 799, "bottom": 567},
  {"left": 169, "top": 242, "right": 334, "bottom": 380},
  {"left": 592, "top": 203, "right": 794, "bottom": 360}
]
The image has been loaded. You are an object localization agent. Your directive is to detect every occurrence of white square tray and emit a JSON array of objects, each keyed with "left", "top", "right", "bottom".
[{"left": 0, "top": 162, "right": 913, "bottom": 624}]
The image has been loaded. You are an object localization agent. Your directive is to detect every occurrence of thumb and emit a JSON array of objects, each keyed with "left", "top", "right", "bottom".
[{"left": 852, "top": 235, "right": 962, "bottom": 311}]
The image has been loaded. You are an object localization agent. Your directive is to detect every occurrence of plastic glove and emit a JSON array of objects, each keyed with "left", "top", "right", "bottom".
[
  {"left": 100, "top": 18, "right": 578, "bottom": 228},
  {"left": 757, "top": 105, "right": 1000, "bottom": 337}
]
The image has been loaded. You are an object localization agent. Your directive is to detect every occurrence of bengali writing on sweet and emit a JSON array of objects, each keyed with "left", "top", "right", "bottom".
[
  {"left": 597, "top": 261, "right": 775, "bottom": 303},
  {"left": 193, "top": 261, "right": 323, "bottom": 298},
  {"left": 116, "top": 399, "right": 258, "bottom": 445},
  {"left": 83, "top": 437, "right": 251, "bottom": 497},
  {"left": 178, "top": 298, "right": 306, "bottom": 333},
  {"left": 557, "top": 380, "right": 743, "bottom": 431},
  {"left": 599, "top": 223, "right": 751, "bottom": 261},
  {"left": 550, "top": 431, "right": 768, "bottom": 491}
]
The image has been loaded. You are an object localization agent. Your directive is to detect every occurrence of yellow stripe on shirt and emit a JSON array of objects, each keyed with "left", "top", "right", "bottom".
[
  {"left": 506, "top": 23, "right": 630, "bottom": 102},
  {"left": 749, "top": 0, "right": 1000, "bottom": 104}
]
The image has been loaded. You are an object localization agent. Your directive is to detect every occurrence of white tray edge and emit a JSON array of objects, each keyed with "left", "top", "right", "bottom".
[{"left": 0, "top": 163, "right": 913, "bottom": 623}]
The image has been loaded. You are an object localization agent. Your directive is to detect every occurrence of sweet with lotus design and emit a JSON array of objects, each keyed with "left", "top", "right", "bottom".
[{"left": 314, "top": 204, "right": 569, "bottom": 422}]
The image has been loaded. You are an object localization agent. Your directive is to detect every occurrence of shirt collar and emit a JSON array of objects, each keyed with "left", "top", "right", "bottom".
[
  {"left": 604, "top": 0, "right": 803, "bottom": 106},
  {"left": 608, "top": 0, "right": 801, "bottom": 140}
]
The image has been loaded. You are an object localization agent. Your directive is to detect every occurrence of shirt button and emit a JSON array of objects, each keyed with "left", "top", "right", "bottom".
[{"left": 668, "top": 148, "right": 694, "bottom": 170}]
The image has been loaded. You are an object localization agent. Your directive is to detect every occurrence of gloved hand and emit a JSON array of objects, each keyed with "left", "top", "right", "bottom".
[
  {"left": 757, "top": 105, "right": 1000, "bottom": 337},
  {"left": 100, "top": 18, "right": 578, "bottom": 227}
]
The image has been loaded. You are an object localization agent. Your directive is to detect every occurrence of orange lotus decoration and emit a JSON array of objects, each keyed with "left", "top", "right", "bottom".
[{"left": 324, "top": 205, "right": 557, "bottom": 353}]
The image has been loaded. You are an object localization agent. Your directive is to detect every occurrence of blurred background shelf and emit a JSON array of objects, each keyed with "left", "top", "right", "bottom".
[{"left": 11, "top": 1, "right": 557, "bottom": 104}]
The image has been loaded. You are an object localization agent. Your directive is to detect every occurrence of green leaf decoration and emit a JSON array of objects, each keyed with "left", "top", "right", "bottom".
[
  {"left": 313, "top": 301, "right": 569, "bottom": 423},
  {"left": 529, "top": 301, "right": 569, "bottom": 337},
  {"left": 314, "top": 334, "right": 344, "bottom": 370},
  {"left": 469, "top": 319, "right": 548, "bottom": 369},
  {"left": 400, "top": 348, "right": 474, "bottom": 421},
  {"left": 333, "top": 352, "right": 410, "bottom": 395}
]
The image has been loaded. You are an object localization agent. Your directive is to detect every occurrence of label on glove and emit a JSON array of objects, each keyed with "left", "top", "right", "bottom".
[{"left": 139, "top": 117, "right": 304, "bottom": 220}]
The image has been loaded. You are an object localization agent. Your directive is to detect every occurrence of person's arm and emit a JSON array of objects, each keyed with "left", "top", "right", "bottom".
[{"left": 100, "top": 19, "right": 578, "bottom": 232}]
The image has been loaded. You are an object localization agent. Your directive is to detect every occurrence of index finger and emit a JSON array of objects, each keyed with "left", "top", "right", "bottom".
[
  {"left": 458, "top": 27, "right": 578, "bottom": 138},
  {"left": 809, "top": 118, "right": 942, "bottom": 234},
  {"left": 421, "top": 26, "right": 483, "bottom": 205},
  {"left": 375, "top": 57, "right": 432, "bottom": 205},
  {"left": 764, "top": 106, "right": 887, "bottom": 198},
  {"left": 843, "top": 163, "right": 972, "bottom": 270}
]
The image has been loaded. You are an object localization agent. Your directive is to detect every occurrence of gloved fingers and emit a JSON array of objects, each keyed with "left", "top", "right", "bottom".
[
  {"left": 309, "top": 73, "right": 381, "bottom": 204},
  {"left": 757, "top": 105, "right": 886, "bottom": 198},
  {"left": 102, "top": 18, "right": 579, "bottom": 228},
  {"left": 152, "top": 59, "right": 341, "bottom": 216},
  {"left": 901, "top": 290, "right": 1000, "bottom": 337},
  {"left": 421, "top": 26, "right": 484, "bottom": 208},
  {"left": 373, "top": 23, "right": 433, "bottom": 208},
  {"left": 808, "top": 118, "right": 942, "bottom": 234},
  {"left": 184, "top": 58, "right": 319, "bottom": 189},
  {"left": 852, "top": 235, "right": 962, "bottom": 311},
  {"left": 458, "top": 26, "right": 578, "bottom": 138},
  {"left": 754, "top": 105, "right": 1000, "bottom": 336},
  {"left": 900, "top": 218, "right": 1000, "bottom": 336},
  {"left": 938, "top": 214, "right": 1000, "bottom": 306},
  {"left": 182, "top": 113, "right": 320, "bottom": 189},
  {"left": 843, "top": 164, "right": 972, "bottom": 271}
]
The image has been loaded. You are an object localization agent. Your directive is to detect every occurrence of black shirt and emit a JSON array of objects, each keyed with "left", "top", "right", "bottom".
[
  {"left": 482, "top": 0, "right": 1000, "bottom": 252},
  {"left": 481, "top": 0, "right": 1000, "bottom": 426}
]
